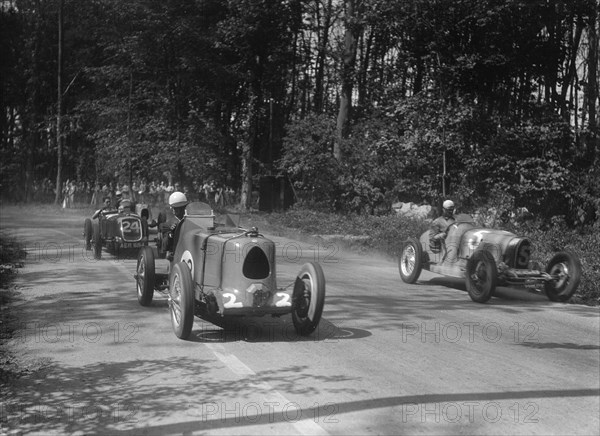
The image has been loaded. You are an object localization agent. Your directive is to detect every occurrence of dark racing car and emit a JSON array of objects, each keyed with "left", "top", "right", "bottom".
[
  {"left": 84, "top": 199, "right": 150, "bottom": 259},
  {"left": 134, "top": 202, "right": 326, "bottom": 340},
  {"left": 398, "top": 214, "right": 582, "bottom": 303}
]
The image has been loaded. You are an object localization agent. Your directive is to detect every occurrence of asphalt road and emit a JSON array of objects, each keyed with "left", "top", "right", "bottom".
[{"left": 1, "top": 205, "right": 599, "bottom": 435}]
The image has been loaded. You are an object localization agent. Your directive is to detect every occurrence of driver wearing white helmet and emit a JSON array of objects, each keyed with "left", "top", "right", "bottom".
[
  {"left": 430, "top": 199, "right": 456, "bottom": 251},
  {"left": 160, "top": 191, "right": 189, "bottom": 260}
]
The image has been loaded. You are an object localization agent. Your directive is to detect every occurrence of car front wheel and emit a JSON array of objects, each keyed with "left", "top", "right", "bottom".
[
  {"left": 169, "top": 262, "right": 194, "bottom": 340},
  {"left": 136, "top": 246, "right": 155, "bottom": 306},
  {"left": 292, "top": 262, "right": 326, "bottom": 336},
  {"left": 466, "top": 250, "right": 497, "bottom": 303},
  {"left": 92, "top": 224, "right": 102, "bottom": 260},
  {"left": 544, "top": 251, "right": 582, "bottom": 302},
  {"left": 83, "top": 218, "right": 92, "bottom": 250},
  {"left": 398, "top": 238, "right": 423, "bottom": 284}
]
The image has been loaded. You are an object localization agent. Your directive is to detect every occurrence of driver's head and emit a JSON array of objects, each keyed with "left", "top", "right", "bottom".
[
  {"left": 172, "top": 206, "right": 186, "bottom": 220},
  {"left": 169, "top": 191, "right": 189, "bottom": 220},
  {"left": 442, "top": 199, "right": 455, "bottom": 217}
]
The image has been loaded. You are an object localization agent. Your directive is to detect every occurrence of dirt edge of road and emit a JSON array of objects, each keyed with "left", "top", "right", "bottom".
[{"left": 1, "top": 233, "right": 49, "bottom": 385}]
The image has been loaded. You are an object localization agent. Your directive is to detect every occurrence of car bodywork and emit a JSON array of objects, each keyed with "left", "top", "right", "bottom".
[
  {"left": 84, "top": 199, "right": 149, "bottom": 259},
  {"left": 399, "top": 214, "right": 581, "bottom": 303},
  {"left": 135, "top": 202, "right": 326, "bottom": 340}
]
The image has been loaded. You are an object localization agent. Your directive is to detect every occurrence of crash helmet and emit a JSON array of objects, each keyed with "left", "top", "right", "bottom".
[
  {"left": 442, "top": 199, "right": 455, "bottom": 211},
  {"left": 169, "top": 191, "right": 189, "bottom": 208},
  {"left": 115, "top": 190, "right": 122, "bottom": 198}
]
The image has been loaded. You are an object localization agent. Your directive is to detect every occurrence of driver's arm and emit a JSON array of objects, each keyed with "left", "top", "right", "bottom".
[{"left": 430, "top": 219, "right": 447, "bottom": 240}]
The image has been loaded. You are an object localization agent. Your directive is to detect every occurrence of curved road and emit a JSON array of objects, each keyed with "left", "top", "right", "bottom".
[{"left": 1, "top": 205, "right": 599, "bottom": 435}]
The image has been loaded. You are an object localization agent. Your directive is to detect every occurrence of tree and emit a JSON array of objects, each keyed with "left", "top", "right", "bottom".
[
  {"left": 334, "top": 0, "right": 361, "bottom": 162},
  {"left": 54, "top": 0, "right": 63, "bottom": 204}
]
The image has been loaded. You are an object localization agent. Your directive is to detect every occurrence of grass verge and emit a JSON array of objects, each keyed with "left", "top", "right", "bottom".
[{"left": 0, "top": 231, "right": 28, "bottom": 383}]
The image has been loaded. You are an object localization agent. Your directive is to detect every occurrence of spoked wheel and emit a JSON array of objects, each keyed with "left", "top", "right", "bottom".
[
  {"left": 544, "top": 251, "right": 582, "bottom": 302},
  {"left": 136, "top": 246, "right": 155, "bottom": 306},
  {"left": 398, "top": 238, "right": 423, "bottom": 284},
  {"left": 466, "top": 250, "right": 497, "bottom": 303},
  {"left": 169, "top": 262, "right": 194, "bottom": 340},
  {"left": 292, "top": 262, "right": 326, "bottom": 336},
  {"left": 83, "top": 219, "right": 93, "bottom": 250},
  {"left": 92, "top": 224, "right": 102, "bottom": 260}
]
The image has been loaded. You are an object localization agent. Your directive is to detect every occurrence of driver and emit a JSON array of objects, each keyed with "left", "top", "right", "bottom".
[
  {"left": 92, "top": 196, "right": 112, "bottom": 219},
  {"left": 160, "top": 191, "right": 189, "bottom": 260},
  {"left": 430, "top": 199, "right": 456, "bottom": 251}
]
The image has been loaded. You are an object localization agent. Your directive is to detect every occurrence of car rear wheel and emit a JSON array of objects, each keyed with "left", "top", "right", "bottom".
[
  {"left": 398, "top": 238, "right": 423, "bottom": 284},
  {"left": 544, "top": 251, "right": 582, "bottom": 302},
  {"left": 92, "top": 224, "right": 102, "bottom": 260},
  {"left": 292, "top": 262, "right": 326, "bottom": 336},
  {"left": 169, "top": 262, "right": 194, "bottom": 340},
  {"left": 83, "top": 218, "right": 92, "bottom": 250},
  {"left": 136, "top": 246, "right": 155, "bottom": 306},
  {"left": 466, "top": 250, "right": 497, "bottom": 303}
]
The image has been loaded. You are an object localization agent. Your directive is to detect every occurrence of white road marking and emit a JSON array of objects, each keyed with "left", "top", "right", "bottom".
[{"left": 206, "top": 343, "right": 329, "bottom": 435}]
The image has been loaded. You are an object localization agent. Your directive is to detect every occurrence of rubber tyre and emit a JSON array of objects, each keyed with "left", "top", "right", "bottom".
[
  {"left": 398, "top": 238, "right": 423, "bottom": 284},
  {"left": 169, "top": 262, "right": 195, "bottom": 340},
  {"left": 141, "top": 217, "right": 149, "bottom": 242},
  {"left": 92, "top": 224, "right": 102, "bottom": 260},
  {"left": 136, "top": 246, "right": 155, "bottom": 306},
  {"left": 83, "top": 218, "right": 92, "bottom": 250},
  {"left": 466, "top": 250, "right": 497, "bottom": 303},
  {"left": 544, "top": 251, "right": 582, "bottom": 302},
  {"left": 292, "top": 262, "right": 326, "bottom": 336}
]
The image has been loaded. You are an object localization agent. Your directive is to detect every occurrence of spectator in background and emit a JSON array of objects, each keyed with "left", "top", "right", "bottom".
[
  {"left": 91, "top": 183, "right": 101, "bottom": 206},
  {"left": 131, "top": 181, "right": 138, "bottom": 203},
  {"left": 224, "top": 186, "right": 235, "bottom": 206},
  {"left": 67, "top": 180, "right": 76, "bottom": 208},
  {"left": 164, "top": 181, "right": 174, "bottom": 203},
  {"left": 149, "top": 181, "right": 158, "bottom": 205},
  {"left": 138, "top": 179, "right": 147, "bottom": 204},
  {"left": 121, "top": 184, "right": 130, "bottom": 201},
  {"left": 214, "top": 184, "right": 224, "bottom": 207},
  {"left": 192, "top": 180, "right": 203, "bottom": 202},
  {"left": 203, "top": 180, "right": 214, "bottom": 206},
  {"left": 62, "top": 179, "right": 69, "bottom": 208}
]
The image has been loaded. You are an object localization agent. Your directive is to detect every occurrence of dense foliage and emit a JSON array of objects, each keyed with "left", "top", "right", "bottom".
[{"left": 1, "top": 0, "right": 598, "bottom": 224}]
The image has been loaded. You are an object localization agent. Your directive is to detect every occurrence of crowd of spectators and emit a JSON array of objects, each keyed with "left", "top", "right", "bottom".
[{"left": 28, "top": 178, "right": 237, "bottom": 209}]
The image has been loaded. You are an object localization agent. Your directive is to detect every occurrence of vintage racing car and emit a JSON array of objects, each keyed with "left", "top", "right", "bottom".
[
  {"left": 398, "top": 214, "right": 582, "bottom": 303},
  {"left": 134, "top": 202, "right": 326, "bottom": 340},
  {"left": 84, "top": 199, "right": 150, "bottom": 259}
]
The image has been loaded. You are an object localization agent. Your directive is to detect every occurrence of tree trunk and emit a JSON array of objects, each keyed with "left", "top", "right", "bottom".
[
  {"left": 240, "top": 82, "right": 261, "bottom": 211},
  {"left": 240, "top": 139, "right": 253, "bottom": 211},
  {"left": 314, "top": 0, "right": 333, "bottom": 114},
  {"left": 587, "top": 3, "right": 598, "bottom": 143},
  {"left": 54, "top": 0, "right": 64, "bottom": 205},
  {"left": 335, "top": 0, "right": 360, "bottom": 162},
  {"left": 560, "top": 16, "right": 584, "bottom": 121}
]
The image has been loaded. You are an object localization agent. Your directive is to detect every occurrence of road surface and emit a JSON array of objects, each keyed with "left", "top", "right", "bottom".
[{"left": 1, "top": 205, "right": 599, "bottom": 435}]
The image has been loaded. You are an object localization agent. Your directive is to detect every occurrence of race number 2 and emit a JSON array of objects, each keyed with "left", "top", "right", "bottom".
[
  {"left": 275, "top": 292, "right": 291, "bottom": 307},
  {"left": 223, "top": 293, "right": 243, "bottom": 308}
]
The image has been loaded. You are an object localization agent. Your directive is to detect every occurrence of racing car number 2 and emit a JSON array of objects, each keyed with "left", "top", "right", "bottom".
[{"left": 222, "top": 289, "right": 292, "bottom": 308}]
